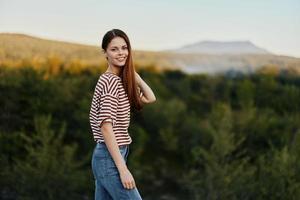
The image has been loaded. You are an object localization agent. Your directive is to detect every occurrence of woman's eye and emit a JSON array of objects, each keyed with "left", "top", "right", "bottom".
[{"left": 111, "top": 47, "right": 127, "bottom": 51}]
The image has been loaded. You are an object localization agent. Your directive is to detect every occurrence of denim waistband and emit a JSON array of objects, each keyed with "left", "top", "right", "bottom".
[{"left": 97, "top": 142, "right": 128, "bottom": 149}]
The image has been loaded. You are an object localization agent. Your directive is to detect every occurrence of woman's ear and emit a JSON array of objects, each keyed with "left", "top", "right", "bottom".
[{"left": 102, "top": 50, "right": 108, "bottom": 59}]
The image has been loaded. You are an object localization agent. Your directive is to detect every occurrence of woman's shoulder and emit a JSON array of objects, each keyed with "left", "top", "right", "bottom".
[
  {"left": 99, "top": 72, "right": 121, "bottom": 83},
  {"left": 97, "top": 72, "right": 119, "bottom": 85},
  {"left": 97, "top": 72, "right": 121, "bottom": 94}
]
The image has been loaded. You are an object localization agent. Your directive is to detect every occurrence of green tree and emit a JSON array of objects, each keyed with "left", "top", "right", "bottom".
[
  {"left": 12, "top": 115, "right": 92, "bottom": 200},
  {"left": 185, "top": 103, "right": 254, "bottom": 200},
  {"left": 255, "top": 130, "right": 300, "bottom": 200}
]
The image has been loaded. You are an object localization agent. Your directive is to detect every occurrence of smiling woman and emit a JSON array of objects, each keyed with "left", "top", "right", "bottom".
[
  {"left": 89, "top": 29, "right": 156, "bottom": 200},
  {"left": 105, "top": 37, "right": 129, "bottom": 69}
]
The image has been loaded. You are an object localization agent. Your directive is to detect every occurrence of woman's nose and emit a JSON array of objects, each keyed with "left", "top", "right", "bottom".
[{"left": 117, "top": 49, "right": 125, "bottom": 55}]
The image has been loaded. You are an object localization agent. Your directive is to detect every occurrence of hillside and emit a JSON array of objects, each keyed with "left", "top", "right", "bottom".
[
  {"left": 0, "top": 33, "right": 299, "bottom": 74},
  {"left": 0, "top": 33, "right": 178, "bottom": 71},
  {"left": 173, "top": 40, "right": 271, "bottom": 55}
]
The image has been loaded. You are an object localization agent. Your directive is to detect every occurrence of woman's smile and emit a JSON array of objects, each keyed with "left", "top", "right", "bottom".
[{"left": 116, "top": 57, "right": 126, "bottom": 62}]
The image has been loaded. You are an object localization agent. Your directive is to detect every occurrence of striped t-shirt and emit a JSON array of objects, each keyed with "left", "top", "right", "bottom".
[{"left": 89, "top": 72, "right": 132, "bottom": 146}]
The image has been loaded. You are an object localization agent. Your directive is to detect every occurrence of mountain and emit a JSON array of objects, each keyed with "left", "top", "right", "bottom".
[
  {"left": 172, "top": 40, "right": 271, "bottom": 55},
  {"left": 164, "top": 53, "right": 300, "bottom": 74},
  {"left": 0, "top": 33, "right": 299, "bottom": 75},
  {"left": 0, "top": 33, "right": 102, "bottom": 65},
  {"left": 0, "top": 33, "right": 177, "bottom": 70}
]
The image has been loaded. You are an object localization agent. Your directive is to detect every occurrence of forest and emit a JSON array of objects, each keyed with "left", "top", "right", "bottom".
[{"left": 1, "top": 61, "right": 300, "bottom": 200}]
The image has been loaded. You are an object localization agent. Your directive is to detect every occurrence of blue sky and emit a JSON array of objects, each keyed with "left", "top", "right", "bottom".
[{"left": 0, "top": 0, "right": 299, "bottom": 57}]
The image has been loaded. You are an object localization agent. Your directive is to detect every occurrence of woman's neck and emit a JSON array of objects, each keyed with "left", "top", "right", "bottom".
[{"left": 106, "top": 64, "right": 121, "bottom": 76}]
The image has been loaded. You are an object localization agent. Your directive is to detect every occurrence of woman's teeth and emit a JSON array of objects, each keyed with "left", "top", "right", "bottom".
[{"left": 117, "top": 57, "right": 125, "bottom": 61}]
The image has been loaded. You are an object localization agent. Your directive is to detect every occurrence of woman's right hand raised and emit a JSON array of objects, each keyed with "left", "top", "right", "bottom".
[{"left": 119, "top": 168, "right": 136, "bottom": 190}]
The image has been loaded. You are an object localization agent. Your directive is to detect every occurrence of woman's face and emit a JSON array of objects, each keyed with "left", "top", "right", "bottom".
[{"left": 105, "top": 36, "right": 129, "bottom": 68}]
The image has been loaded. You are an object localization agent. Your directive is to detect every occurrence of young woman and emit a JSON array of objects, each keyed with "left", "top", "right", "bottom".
[{"left": 89, "top": 29, "right": 156, "bottom": 200}]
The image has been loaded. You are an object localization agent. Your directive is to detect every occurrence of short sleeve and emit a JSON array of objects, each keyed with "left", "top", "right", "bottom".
[{"left": 98, "top": 76, "right": 119, "bottom": 127}]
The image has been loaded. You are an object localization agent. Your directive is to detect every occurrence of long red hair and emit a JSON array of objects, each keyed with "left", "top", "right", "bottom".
[{"left": 101, "top": 29, "right": 143, "bottom": 111}]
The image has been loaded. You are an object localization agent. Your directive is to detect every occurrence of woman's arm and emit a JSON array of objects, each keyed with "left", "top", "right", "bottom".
[
  {"left": 101, "top": 122, "right": 136, "bottom": 190},
  {"left": 135, "top": 72, "right": 156, "bottom": 104}
]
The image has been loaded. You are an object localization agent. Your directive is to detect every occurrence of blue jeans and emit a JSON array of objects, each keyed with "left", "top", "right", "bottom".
[{"left": 91, "top": 142, "right": 143, "bottom": 200}]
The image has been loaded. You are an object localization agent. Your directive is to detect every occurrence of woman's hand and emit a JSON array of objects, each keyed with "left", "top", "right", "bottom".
[
  {"left": 119, "top": 168, "right": 136, "bottom": 190},
  {"left": 134, "top": 71, "right": 156, "bottom": 104}
]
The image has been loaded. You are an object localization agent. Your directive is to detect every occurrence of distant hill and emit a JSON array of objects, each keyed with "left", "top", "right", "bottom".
[
  {"left": 0, "top": 33, "right": 299, "bottom": 74},
  {"left": 0, "top": 33, "right": 97, "bottom": 65},
  {"left": 172, "top": 40, "right": 271, "bottom": 55},
  {"left": 164, "top": 53, "right": 300, "bottom": 74},
  {"left": 0, "top": 33, "right": 178, "bottom": 71}
]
